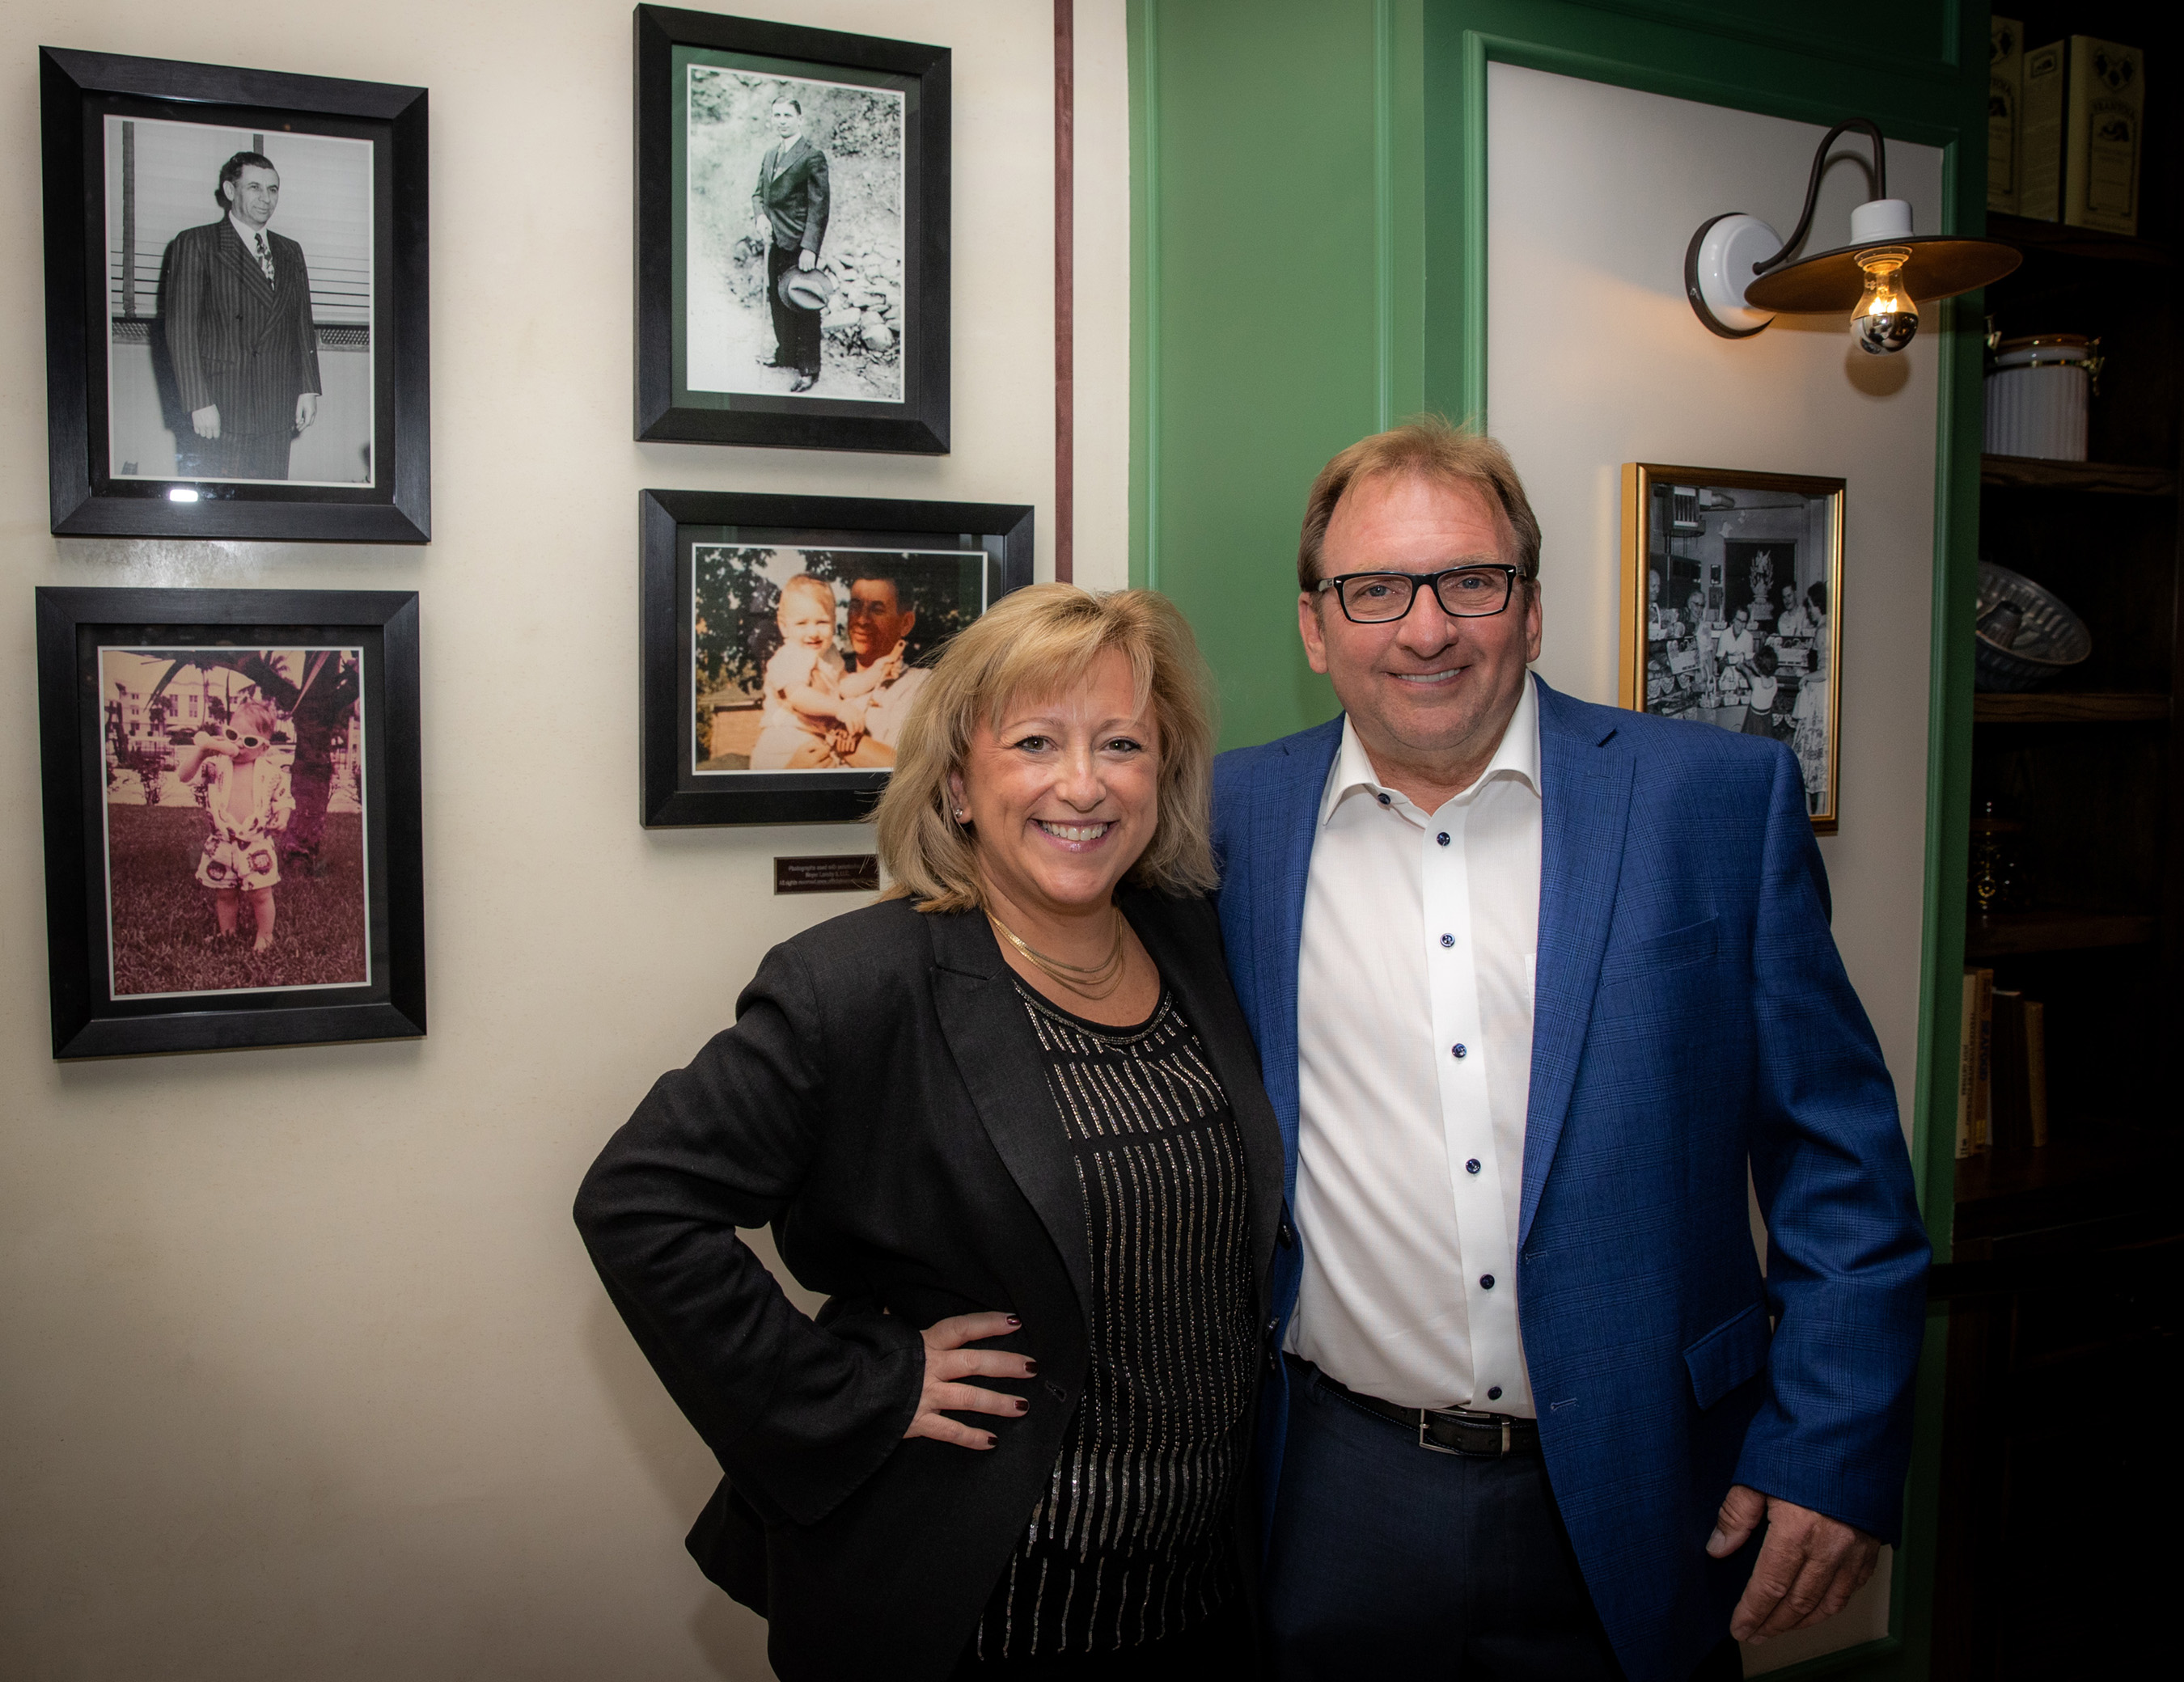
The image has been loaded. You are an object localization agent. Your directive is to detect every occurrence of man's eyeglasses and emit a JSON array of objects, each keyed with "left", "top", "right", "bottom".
[{"left": 1316, "top": 564, "right": 1524, "bottom": 624}]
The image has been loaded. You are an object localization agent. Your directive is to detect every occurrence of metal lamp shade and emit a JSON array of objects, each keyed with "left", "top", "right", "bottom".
[{"left": 1745, "top": 234, "right": 2021, "bottom": 313}]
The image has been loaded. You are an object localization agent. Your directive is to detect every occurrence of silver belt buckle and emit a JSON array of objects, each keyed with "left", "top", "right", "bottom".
[{"left": 1419, "top": 1409, "right": 1514, "bottom": 1456}]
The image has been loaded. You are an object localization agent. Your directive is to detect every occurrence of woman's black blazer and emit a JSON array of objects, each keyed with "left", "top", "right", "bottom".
[{"left": 574, "top": 887, "right": 1285, "bottom": 1682}]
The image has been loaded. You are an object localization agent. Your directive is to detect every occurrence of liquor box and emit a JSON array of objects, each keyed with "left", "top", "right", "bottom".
[{"left": 2065, "top": 36, "right": 2144, "bottom": 235}]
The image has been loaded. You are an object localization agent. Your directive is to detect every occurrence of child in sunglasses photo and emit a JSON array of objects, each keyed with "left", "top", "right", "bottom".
[{"left": 176, "top": 698, "right": 296, "bottom": 953}]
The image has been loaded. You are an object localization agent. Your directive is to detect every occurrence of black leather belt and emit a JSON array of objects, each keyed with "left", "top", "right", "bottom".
[{"left": 1297, "top": 1356, "right": 1541, "bottom": 1456}]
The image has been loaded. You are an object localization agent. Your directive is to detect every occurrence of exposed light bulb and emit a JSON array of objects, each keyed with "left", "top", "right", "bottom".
[{"left": 1851, "top": 247, "right": 1918, "bottom": 354}]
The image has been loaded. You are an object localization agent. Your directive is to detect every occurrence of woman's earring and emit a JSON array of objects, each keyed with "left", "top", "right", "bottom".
[{"left": 952, "top": 807, "right": 967, "bottom": 823}]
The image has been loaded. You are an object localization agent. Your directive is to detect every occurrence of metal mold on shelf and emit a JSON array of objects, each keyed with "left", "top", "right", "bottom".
[{"left": 1974, "top": 562, "right": 2091, "bottom": 692}]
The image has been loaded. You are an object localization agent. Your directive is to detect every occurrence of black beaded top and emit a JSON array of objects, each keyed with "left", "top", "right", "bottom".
[{"left": 972, "top": 983, "right": 1259, "bottom": 1659}]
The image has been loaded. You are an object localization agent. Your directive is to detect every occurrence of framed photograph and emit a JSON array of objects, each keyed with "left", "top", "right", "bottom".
[
  {"left": 1619, "top": 464, "right": 1845, "bottom": 832},
  {"left": 40, "top": 47, "right": 429, "bottom": 543},
  {"left": 633, "top": 5, "right": 950, "bottom": 454},
  {"left": 36, "top": 588, "right": 425, "bottom": 1059},
  {"left": 641, "top": 490, "right": 1032, "bottom": 826}
]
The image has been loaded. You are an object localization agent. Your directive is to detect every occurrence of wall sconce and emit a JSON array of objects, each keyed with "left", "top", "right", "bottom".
[{"left": 1685, "top": 120, "right": 2021, "bottom": 353}]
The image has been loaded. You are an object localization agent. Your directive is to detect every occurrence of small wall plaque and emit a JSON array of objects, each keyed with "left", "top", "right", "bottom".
[{"left": 774, "top": 854, "right": 880, "bottom": 894}]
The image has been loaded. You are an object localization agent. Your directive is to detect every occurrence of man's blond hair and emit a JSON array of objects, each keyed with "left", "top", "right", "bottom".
[
  {"left": 1297, "top": 414, "right": 1541, "bottom": 592},
  {"left": 872, "top": 585, "right": 1218, "bottom": 912}
]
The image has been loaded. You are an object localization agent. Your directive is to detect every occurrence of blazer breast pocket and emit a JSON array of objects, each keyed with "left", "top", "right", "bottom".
[
  {"left": 1683, "top": 1300, "right": 1771, "bottom": 1410},
  {"left": 1598, "top": 915, "right": 1721, "bottom": 991}
]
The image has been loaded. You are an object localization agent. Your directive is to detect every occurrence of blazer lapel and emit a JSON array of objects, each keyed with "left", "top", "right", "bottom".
[
  {"left": 1124, "top": 890, "right": 1285, "bottom": 1308},
  {"left": 1520, "top": 679, "right": 1634, "bottom": 1249},
  {"left": 927, "top": 911, "right": 1093, "bottom": 1333},
  {"left": 1255, "top": 717, "right": 1342, "bottom": 1191}
]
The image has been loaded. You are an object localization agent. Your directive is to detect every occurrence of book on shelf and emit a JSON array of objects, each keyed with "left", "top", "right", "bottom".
[
  {"left": 1955, "top": 973, "right": 1979, "bottom": 1159},
  {"left": 1991, "top": 18, "right": 2024, "bottom": 216},
  {"left": 1990, "top": 989, "right": 2033, "bottom": 1152},
  {"left": 1970, "top": 967, "right": 1996, "bottom": 1152},
  {"left": 2024, "top": 999, "right": 2049, "bottom": 1148}
]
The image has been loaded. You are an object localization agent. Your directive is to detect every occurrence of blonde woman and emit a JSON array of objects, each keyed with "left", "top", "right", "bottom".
[{"left": 578, "top": 585, "right": 1279, "bottom": 1681}]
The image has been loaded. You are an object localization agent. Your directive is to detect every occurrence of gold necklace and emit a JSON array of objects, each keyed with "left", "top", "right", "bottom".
[{"left": 987, "top": 906, "right": 1129, "bottom": 1001}]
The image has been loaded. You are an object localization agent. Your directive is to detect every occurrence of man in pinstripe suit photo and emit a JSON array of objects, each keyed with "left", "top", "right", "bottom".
[{"left": 157, "top": 151, "right": 323, "bottom": 483}]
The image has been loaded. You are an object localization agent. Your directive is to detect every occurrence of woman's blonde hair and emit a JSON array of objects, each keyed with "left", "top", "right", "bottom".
[{"left": 873, "top": 584, "right": 1219, "bottom": 912}]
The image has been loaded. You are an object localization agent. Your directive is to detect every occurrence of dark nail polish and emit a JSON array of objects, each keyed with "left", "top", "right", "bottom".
[
  {"left": 1015, "top": 1397, "right": 1030, "bottom": 1414},
  {"left": 1005, "top": 1316, "right": 1022, "bottom": 1327},
  {"left": 985, "top": 1433, "right": 998, "bottom": 1448},
  {"left": 1023, "top": 1359, "right": 1039, "bottom": 1376}
]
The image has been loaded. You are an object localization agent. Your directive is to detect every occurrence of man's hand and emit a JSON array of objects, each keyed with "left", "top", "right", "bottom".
[
  {"left": 191, "top": 404, "right": 221, "bottom": 440},
  {"left": 1709, "top": 1485, "right": 1880, "bottom": 1642},
  {"left": 294, "top": 392, "right": 318, "bottom": 432},
  {"left": 798, "top": 248, "right": 817, "bottom": 272}
]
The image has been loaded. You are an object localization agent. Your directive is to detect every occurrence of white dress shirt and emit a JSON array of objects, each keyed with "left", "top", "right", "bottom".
[
  {"left": 861, "top": 663, "right": 929, "bottom": 750},
  {"left": 1286, "top": 674, "right": 1543, "bottom": 1415}
]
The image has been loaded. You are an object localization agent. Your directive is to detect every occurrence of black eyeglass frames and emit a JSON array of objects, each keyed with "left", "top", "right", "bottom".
[{"left": 1315, "top": 564, "right": 1524, "bottom": 624}]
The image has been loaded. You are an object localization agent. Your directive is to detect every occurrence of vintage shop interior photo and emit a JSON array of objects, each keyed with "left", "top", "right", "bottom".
[{"left": 3, "top": 3, "right": 2178, "bottom": 1680}]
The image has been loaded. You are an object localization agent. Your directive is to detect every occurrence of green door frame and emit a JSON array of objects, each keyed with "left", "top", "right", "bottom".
[{"left": 1131, "top": 5, "right": 1985, "bottom": 1674}]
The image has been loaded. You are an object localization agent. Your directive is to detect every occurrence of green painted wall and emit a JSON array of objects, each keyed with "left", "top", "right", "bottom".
[
  {"left": 1131, "top": 2, "right": 1991, "bottom": 1678},
  {"left": 1131, "top": 0, "right": 1424, "bottom": 747}
]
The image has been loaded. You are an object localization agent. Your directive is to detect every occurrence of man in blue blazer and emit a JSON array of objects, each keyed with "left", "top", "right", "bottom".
[{"left": 1211, "top": 419, "right": 1927, "bottom": 1682}]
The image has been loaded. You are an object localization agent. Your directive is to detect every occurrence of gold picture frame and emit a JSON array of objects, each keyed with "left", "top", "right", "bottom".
[{"left": 1620, "top": 464, "right": 1845, "bottom": 832}]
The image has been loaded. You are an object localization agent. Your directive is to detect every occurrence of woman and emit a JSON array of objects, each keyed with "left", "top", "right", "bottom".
[{"left": 576, "top": 585, "right": 1280, "bottom": 1681}]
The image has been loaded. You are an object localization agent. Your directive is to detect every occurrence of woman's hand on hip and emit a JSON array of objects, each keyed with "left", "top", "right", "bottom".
[{"left": 905, "top": 1312, "right": 1035, "bottom": 1449}]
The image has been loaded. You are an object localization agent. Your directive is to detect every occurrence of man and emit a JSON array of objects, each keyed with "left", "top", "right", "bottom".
[
  {"left": 840, "top": 573, "right": 927, "bottom": 767},
  {"left": 1210, "top": 418, "right": 1926, "bottom": 1682},
  {"left": 750, "top": 92, "right": 829, "bottom": 394},
  {"left": 158, "top": 151, "right": 321, "bottom": 481}
]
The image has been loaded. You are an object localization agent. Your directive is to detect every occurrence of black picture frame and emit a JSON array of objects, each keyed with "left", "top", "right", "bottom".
[
  {"left": 36, "top": 588, "right": 425, "bottom": 1059},
  {"left": 641, "top": 489, "right": 1032, "bottom": 826},
  {"left": 40, "top": 47, "right": 430, "bottom": 543},
  {"left": 633, "top": 6, "right": 950, "bottom": 454}
]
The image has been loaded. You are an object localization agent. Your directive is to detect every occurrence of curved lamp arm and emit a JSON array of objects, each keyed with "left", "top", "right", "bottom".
[{"left": 1752, "top": 118, "right": 1887, "bottom": 277}]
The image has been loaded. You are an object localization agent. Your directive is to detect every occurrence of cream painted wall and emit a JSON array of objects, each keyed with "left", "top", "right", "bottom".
[
  {"left": 0, "top": 3, "right": 1128, "bottom": 1677},
  {"left": 1488, "top": 62, "right": 1945, "bottom": 1672}
]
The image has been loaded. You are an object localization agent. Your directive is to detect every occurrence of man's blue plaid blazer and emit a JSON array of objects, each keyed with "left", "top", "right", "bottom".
[{"left": 1210, "top": 674, "right": 1928, "bottom": 1682}]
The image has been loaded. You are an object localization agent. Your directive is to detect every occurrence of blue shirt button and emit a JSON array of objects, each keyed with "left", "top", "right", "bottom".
[
  {"left": 1437, "top": 831, "right": 1450, "bottom": 846},
  {"left": 1488, "top": 1386, "right": 1503, "bottom": 1401},
  {"left": 1480, "top": 1274, "right": 1496, "bottom": 1290},
  {"left": 1466, "top": 1158, "right": 1481, "bottom": 1174},
  {"left": 1440, "top": 933, "right": 1454, "bottom": 949},
  {"left": 1376, "top": 792, "right": 1391, "bottom": 805},
  {"left": 1451, "top": 1043, "right": 1467, "bottom": 1059}
]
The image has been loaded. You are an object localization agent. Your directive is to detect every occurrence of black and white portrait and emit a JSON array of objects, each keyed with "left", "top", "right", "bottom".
[
  {"left": 1625, "top": 466, "right": 1844, "bottom": 829},
  {"left": 692, "top": 546, "right": 985, "bottom": 772},
  {"left": 683, "top": 65, "right": 906, "bottom": 404},
  {"left": 98, "top": 645, "right": 369, "bottom": 999},
  {"left": 104, "top": 116, "right": 373, "bottom": 487}
]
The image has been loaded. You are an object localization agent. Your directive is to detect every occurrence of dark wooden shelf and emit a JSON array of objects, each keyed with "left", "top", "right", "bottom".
[
  {"left": 1966, "top": 909, "right": 2157, "bottom": 957},
  {"left": 1987, "top": 212, "right": 2177, "bottom": 265},
  {"left": 1950, "top": 1120, "right": 2184, "bottom": 1238},
  {"left": 1980, "top": 455, "right": 2178, "bottom": 496},
  {"left": 1973, "top": 691, "right": 2171, "bottom": 723}
]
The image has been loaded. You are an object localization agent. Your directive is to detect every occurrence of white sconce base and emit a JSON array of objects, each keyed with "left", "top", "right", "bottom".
[{"left": 1686, "top": 213, "right": 1781, "bottom": 339}]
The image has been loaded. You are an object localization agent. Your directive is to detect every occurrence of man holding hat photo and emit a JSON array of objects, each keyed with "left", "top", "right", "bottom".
[{"left": 751, "top": 90, "right": 829, "bottom": 393}]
